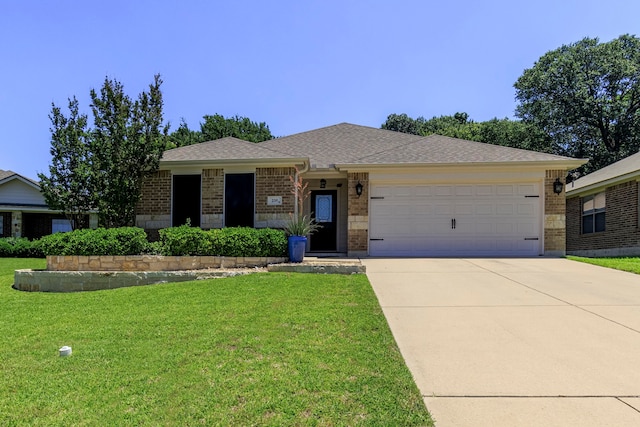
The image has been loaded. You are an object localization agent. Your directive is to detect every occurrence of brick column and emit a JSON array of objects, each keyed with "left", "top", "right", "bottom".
[
  {"left": 544, "top": 170, "right": 566, "bottom": 256},
  {"left": 347, "top": 172, "right": 368, "bottom": 256},
  {"left": 202, "top": 168, "right": 224, "bottom": 229},
  {"left": 135, "top": 170, "right": 172, "bottom": 235}
]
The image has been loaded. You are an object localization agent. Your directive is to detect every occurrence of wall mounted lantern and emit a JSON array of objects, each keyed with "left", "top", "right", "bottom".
[
  {"left": 355, "top": 181, "right": 363, "bottom": 197},
  {"left": 553, "top": 178, "right": 564, "bottom": 195},
  {"left": 320, "top": 178, "right": 326, "bottom": 189}
]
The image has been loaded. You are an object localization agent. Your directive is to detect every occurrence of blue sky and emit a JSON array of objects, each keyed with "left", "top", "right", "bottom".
[{"left": 2, "top": 0, "right": 639, "bottom": 178}]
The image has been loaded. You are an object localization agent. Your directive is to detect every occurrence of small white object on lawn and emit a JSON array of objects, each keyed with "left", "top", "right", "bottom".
[{"left": 59, "top": 346, "right": 72, "bottom": 357}]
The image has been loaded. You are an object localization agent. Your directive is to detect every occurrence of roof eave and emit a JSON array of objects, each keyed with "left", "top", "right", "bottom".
[
  {"left": 0, "top": 174, "right": 41, "bottom": 190},
  {"left": 335, "top": 159, "right": 588, "bottom": 171},
  {"left": 566, "top": 170, "right": 640, "bottom": 196},
  {"left": 159, "top": 157, "right": 309, "bottom": 168}
]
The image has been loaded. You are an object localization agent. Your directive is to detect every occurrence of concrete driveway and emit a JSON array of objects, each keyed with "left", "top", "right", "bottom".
[{"left": 362, "top": 258, "right": 640, "bottom": 427}]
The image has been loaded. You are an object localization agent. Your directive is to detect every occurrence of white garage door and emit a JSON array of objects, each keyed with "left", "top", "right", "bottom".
[{"left": 369, "top": 183, "right": 541, "bottom": 257}]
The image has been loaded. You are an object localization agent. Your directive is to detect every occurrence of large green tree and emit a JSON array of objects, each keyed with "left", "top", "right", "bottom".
[
  {"left": 90, "top": 75, "right": 169, "bottom": 227},
  {"left": 169, "top": 114, "right": 274, "bottom": 147},
  {"left": 38, "top": 97, "right": 94, "bottom": 230},
  {"left": 40, "top": 75, "right": 168, "bottom": 228},
  {"left": 515, "top": 34, "right": 640, "bottom": 173}
]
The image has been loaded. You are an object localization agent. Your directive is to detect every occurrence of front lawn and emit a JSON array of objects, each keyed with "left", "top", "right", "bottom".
[
  {"left": 0, "top": 258, "right": 432, "bottom": 426},
  {"left": 567, "top": 256, "right": 640, "bottom": 274}
]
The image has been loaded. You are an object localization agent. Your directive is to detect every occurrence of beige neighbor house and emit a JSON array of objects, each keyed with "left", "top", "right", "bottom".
[
  {"left": 566, "top": 151, "right": 640, "bottom": 257},
  {"left": 136, "top": 123, "right": 586, "bottom": 257},
  {"left": 0, "top": 169, "right": 76, "bottom": 239}
]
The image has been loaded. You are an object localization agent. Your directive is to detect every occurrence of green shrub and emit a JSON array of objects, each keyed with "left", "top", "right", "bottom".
[
  {"left": 256, "top": 228, "right": 288, "bottom": 257},
  {"left": 38, "top": 227, "right": 149, "bottom": 256},
  {"left": 158, "top": 226, "right": 287, "bottom": 257},
  {"left": 0, "top": 237, "right": 44, "bottom": 258},
  {"left": 158, "top": 225, "right": 211, "bottom": 256}
]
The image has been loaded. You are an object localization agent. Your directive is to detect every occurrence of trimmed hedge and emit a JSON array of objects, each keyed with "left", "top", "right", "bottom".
[
  {"left": 158, "top": 226, "right": 287, "bottom": 257},
  {"left": 0, "top": 237, "right": 44, "bottom": 258},
  {"left": 1, "top": 226, "right": 287, "bottom": 258},
  {"left": 38, "top": 227, "right": 150, "bottom": 256}
]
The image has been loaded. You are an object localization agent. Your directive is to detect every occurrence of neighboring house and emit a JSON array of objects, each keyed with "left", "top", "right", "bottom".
[
  {"left": 566, "top": 151, "right": 640, "bottom": 257},
  {"left": 136, "top": 123, "right": 585, "bottom": 257},
  {"left": 0, "top": 170, "right": 96, "bottom": 239}
]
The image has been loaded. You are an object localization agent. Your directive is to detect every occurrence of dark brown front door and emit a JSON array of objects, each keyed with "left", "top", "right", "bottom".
[{"left": 310, "top": 190, "right": 337, "bottom": 251}]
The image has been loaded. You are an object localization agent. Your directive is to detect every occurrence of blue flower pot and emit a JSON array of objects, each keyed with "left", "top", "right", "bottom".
[{"left": 288, "top": 236, "right": 307, "bottom": 263}]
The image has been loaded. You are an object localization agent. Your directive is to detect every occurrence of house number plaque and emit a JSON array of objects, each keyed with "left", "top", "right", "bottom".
[{"left": 267, "top": 196, "right": 282, "bottom": 206}]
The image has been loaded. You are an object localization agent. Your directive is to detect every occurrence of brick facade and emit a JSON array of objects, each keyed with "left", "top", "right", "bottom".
[
  {"left": 544, "top": 170, "right": 567, "bottom": 255},
  {"left": 137, "top": 167, "right": 300, "bottom": 232},
  {"left": 567, "top": 180, "right": 640, "bottom": 256},
  {"left": 202, "top": 168, "right": 224, "bottom": 229},
  {"left": 347, "top": 172, "right": 369, "bottom": 255},
  {"left": 135, "top": 170, "right": 171, "bottom": 233},
  {"left": 255, "top": 167, "right": 295, "bottom": 228}
]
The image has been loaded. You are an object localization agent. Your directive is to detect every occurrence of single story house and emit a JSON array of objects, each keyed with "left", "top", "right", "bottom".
[
  {"left": 566, "top": 151, "right": 640, "bottom": 257},
  {"left": 0, "top": 169, "right": 72, "bottom": 239},
  {"left": 136, "top": 123, "right": 586, "bottom": 257}
]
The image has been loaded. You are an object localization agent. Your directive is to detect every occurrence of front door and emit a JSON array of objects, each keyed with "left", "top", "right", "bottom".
[
  {"left": 310, "top": 190, "right": 337, "bottom": 251},
  {"left": 225, "top": 173, "right": 255, "bottom": 227}
]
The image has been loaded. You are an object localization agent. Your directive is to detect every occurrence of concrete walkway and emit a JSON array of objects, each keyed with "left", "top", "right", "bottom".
[{"left": 363, "top": 258, "right": 640, "bottom": 427}]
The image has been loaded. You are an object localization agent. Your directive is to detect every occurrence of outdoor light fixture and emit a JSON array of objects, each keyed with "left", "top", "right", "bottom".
[
  {"left": 355, "top": 181, "right": 363, "bottom": 197},
  {"left": 553, "top": 178, "right": 564, "bottom": 195},
  {"left": 320, "top": 179, "right": 326, "bottom": 189}
]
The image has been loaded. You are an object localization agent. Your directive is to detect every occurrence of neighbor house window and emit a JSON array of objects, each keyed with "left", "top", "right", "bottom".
[
  {"left": 52, "top": 219, "right": 73, "bottom": 234},
  {"left": 582, "top": 192, "right": 605, "bottom": 234}
]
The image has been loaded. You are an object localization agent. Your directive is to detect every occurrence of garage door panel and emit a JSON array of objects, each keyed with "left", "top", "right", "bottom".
[
  {"left": 476, "top": 185, "right": 494, "bottom": 196},
  {"left": 455, "top": 186, "right": 473, "bottom": 196},
  {"left": 518, "top": 203, "right": 535, "bottom": 215},
  {"left": 496, "top": 185, "right": 515, "bottom": 195},
  {"left": 435, "top": 186, "right": 453, "bottom": 196},
  {"left": 475, "top": 204, "right": 493, "bottom": 215},
  {"left": 370, "top": 182, "right": 541, "bottom": 256},
  {"left": 518, "top": 184, "right": 537, "bottom": 195},
  {"left": 455, "top": 203, "right": 474, "bottom": 215}
]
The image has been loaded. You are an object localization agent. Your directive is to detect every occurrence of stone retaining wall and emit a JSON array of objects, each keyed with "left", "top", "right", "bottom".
[
  {"left": 14, "top": 269, "right": 250, "bottom": 292},
  {"left": 46, "top": 255, "right": 287, "bottom": 272}
]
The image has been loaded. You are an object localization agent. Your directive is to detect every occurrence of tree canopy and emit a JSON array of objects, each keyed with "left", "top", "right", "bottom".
[
  {"left": 381, "top": 113, "right": 553, "bottom": 153},
  {"left": 515, "top": 34, "right": 640, "bottom": 173},
  {"left": 38, "top": 97, "right": 93, "bottom": 230},
  {"left": 39, "top": 75, "right": 168, "bottom": 228},
  {"left": 168, "top": 114, "right": 273, "bottom": 147}
]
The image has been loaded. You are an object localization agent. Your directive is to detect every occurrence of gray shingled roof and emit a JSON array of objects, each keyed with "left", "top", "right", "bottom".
[
  {"left": 351, "top": 134, "right": 579, "bottom": 165},
  {"left": 160, "top": 123, "right": 585, "bottom": 169},
  {"left": 161, "top": 137, "right": 299, "bottom": 162},
  {"left": 0, "top": 169, "right": 39, "bottom": 186},
  {"left": 0, "top": 170, "right": 15, "bottom": 181},
  {"left": 259, "top": 123, "right": 425, "bottom": 168},
  {"left": 566, "top": 151, "right": 640, "bottom": 195}
]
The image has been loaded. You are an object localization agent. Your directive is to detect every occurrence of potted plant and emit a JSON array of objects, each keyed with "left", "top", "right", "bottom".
[{"left": 284, "top": 167, "right": 321, "bottom": 262}]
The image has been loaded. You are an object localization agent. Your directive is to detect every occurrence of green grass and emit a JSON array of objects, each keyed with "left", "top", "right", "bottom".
[
  {"left": 567, "top": 256, "right": 640, "bottom": 274},
  {"left": 0, "top": 258, "right": 432, "bottom": 426}
]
